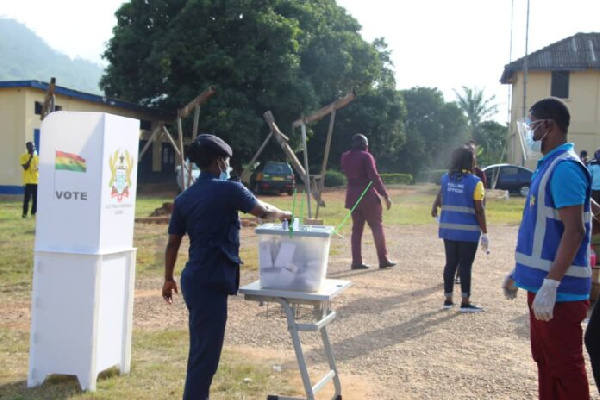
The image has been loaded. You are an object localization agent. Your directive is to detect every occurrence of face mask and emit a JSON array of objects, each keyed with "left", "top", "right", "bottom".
[
  {"left": 219, "top": 159, "right": 231, "bottom": 181},
  {"left": 517, "top": 118, "right": 549, "bottom": 156}
]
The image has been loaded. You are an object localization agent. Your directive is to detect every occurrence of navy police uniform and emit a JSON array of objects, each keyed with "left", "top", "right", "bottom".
[{"left": 168, "top": 135, "right": 257, "bottom": 400}]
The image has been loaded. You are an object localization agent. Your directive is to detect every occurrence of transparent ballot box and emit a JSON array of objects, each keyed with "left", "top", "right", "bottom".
[{"left": 255, "top": 223, "right": 333, "bottom": 292}]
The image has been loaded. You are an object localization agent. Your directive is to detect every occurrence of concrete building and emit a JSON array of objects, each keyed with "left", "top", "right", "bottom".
[
  {"left": 0, "top": 80, "right": 176, "bottom": 194},
  {"left": 501, "top": 32, "right": 600, "bottom": 168}
]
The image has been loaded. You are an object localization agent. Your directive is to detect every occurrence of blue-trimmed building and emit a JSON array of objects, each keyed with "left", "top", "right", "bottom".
[{"left": 0, "top": 80, "right": 176, "bottom": 194}]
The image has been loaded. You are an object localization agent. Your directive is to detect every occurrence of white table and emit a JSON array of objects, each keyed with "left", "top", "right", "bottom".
[{"left": 239, "top": 279, "right": 351, "bottom": 400}]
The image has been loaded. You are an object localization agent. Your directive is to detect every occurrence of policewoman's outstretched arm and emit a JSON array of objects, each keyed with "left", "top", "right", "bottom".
[
  {"left": 162, "top": 234, "right": 182, "bottom": 304},
  {"left": 250, "top": 200, "right": 292, "bottom": 221}
]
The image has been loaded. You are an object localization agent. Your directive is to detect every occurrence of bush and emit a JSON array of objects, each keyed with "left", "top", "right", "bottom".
[
  {"left": 324, "top": 169, "right": 346, "bottom": 187},
  {"left": 415, "top": 169, "right": 446, "bottom": 185},
  {"left": 380, "top": 173, "right": 413, "bottom": 185}
]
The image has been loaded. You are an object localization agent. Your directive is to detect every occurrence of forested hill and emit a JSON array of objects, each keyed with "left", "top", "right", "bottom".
[{"left": 0, "top": 17, "right": 104, "bottom": 94}]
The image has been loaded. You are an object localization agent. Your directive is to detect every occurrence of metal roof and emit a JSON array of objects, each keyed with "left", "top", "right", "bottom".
[
  {"left": 0, "top": 80, "right": 175, "bottom": 121},
  {"left": 500, "top": 32, "right": 600, "bottom": 84}
]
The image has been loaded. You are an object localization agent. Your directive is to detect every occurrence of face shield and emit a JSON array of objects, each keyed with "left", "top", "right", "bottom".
[{"left": 517, "top": 117, "right": 550, "bottom": 159}]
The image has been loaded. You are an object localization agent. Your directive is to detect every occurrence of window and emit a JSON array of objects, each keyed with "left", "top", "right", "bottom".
[
  {"left": 551, "top": 71, "right": 569, "bottom": 99},
  {"left": 502, "top": 167, "right": 519, "bottom": 175},
  {"left": 34, "top": 101, "right": 43, "bottom": 115}
]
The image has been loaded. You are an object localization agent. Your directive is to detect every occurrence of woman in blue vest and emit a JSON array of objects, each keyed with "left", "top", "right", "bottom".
[{"left": 432, "top": 144, "right": 488, "bottom": 312}]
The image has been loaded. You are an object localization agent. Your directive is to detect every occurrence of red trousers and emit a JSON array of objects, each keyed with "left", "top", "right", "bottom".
[
  {"left": 351, "top": 200, "right": 388, "bottom": 264},
  {"left": 527, "top": 292, "right": 589, "bottom": 400}
]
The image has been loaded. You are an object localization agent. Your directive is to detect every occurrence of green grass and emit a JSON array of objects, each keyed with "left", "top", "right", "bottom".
[{"left": 0, "top": 328, "right": 299, "bottom": 399}]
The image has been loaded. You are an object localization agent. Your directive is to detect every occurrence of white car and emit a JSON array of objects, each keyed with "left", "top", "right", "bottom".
[{"left": 175, "top": 162, "right": 200, "bottom": 192}]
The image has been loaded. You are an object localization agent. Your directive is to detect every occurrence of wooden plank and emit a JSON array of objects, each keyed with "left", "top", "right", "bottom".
[
  {"left": 177, "top": 86, "right": 216, "bottom": 119},
  {"left": 40, "top": 77, "right": 57, "bottom": 120},
  {"left": 177, "top": 118, "right": 186, "bottom": 190},
  {"left": 292, "top": 90, "right": 355, "bottom": 128},
  {"left": 138, "top": 122, "right": 162, "bottom": 161},
  {"left": 315, "top": 109, "right": 336, "bottom": 218},
  {"left": 188, "top": 106, "right": 201, "bottom": 186},
  {"left": 241, "top": 131, "right": 273, "bottom": 184},
  {"left": 263, "top": 111, "right": 306, "bottom": 181}
]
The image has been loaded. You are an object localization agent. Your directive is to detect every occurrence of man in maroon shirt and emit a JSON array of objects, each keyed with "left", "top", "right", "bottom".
[{"left": 341, "top": 134, "right": 396, "bottom": 270}]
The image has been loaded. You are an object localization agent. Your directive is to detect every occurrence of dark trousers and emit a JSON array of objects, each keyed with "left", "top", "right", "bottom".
[
  {"left": 586, "top": 300, "right": 600, "bottom": 394},
  {"left": 351, "top": 201, "right": 388, "bottom": 264},
  {"left": 443, "top": 239, "right": 477, "bottom": 298},
  {"left": 23, "top": 184, "right": 37, "bottom": 216},
  {"left": 181, "top": 271, "right": 228, "bottom": 400},
  {"left": 528, "top": 292, "right": 589, "bottom": 400}
]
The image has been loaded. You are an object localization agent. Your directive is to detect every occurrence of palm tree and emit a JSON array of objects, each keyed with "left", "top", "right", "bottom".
[{"left": 454, "top": 86, "right": 498, "bottom": 135}]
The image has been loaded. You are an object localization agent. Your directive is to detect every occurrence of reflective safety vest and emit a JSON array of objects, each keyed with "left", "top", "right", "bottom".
[
  {"left": 438, "top": 173, "right": 481, "bottom": 243},
  {"left": 514, "top": 148, "right": 592, "bottom": 297}
]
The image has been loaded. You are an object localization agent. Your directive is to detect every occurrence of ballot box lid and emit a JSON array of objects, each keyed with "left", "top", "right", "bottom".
[{"left": 255, "top": 223, "right": 334, "bottom": 238}]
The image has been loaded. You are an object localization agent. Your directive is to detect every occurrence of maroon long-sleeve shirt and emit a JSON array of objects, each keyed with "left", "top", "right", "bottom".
[{"left": 341, "top": 149, "right": 389, "bottom": 209}]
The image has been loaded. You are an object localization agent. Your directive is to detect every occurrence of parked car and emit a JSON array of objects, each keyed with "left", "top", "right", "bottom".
[
  {"left": 250, "top": 161, "right": 295, "bottom": 195},
  {"left": 175, "top": 162, "right": 200, "bottom": 193},
  {"left": 482, "top": 163, "right": 533, "bottom": 197}
]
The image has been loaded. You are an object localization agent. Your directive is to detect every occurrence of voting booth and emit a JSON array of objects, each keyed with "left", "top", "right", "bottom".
[{"left": 28, "top": 112, "right": 140, "bottom": 391}]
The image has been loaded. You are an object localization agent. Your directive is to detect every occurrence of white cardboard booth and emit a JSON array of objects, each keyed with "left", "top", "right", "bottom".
[{"left": 28, "top": 112, "right": 140, "bottom": 391}]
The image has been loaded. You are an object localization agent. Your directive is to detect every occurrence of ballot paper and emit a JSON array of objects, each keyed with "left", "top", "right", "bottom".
[
  {"left": 259, "top": 241, "right": 274, "bottom": 268},
  {"left": 274, "top": 242, "right": 296, "bottom": 268}
]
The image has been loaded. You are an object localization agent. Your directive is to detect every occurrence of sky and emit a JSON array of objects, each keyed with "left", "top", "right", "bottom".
[{"left": 2, "top": 0, "right": 600, "bottom": 124}]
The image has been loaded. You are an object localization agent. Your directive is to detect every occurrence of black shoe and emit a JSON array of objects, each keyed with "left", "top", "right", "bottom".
[
  {"left": 351, "top": 263, "right": 370, "bottom": 270},
  {"left": 379, "top": 261, "right": 396, "bottom": 269},
  {"left": 442, "top": 300, "right": 455, "bottom": 310},
  {"left": 22, "top": 214, "right": 27, "bottom": 218}
]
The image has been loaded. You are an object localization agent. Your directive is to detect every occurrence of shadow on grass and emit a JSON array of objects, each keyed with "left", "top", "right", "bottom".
[
  {"left": 0, "top": 368, "right": 119, "bottom": 400},
  {"left": 0, "top": 368, "right": 119, "bottom": 399}
]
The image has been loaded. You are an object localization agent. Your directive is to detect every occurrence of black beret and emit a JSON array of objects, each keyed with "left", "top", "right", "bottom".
[{"left": 194, "top": 134, "right": 232, "bottom": 157}]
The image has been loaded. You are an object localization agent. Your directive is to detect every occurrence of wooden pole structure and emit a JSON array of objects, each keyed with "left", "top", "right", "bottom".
[
  {"left": 315, "top": 109, "right": 336, "bottom": 218},
  {"left": 162, "top": 126, "right": 182, "bottom": 157},
  {"left": 300, "top": 124, "right": 313, "bottom": 218},
  {"left": 138, "top": 122, "right": 163, "bottom": 161},
  {"left": 41, "top": 77, "right": 57, "bottom": 120},
  {"left": 177, "top": 118, "right": 186, "bottom": 191},
  {"left": 178, "top": 86, "right": 216, "bottom": 119},
  {"left": 187, "top": 105, "right": 201, "bottom": 187},
  {"left": 291, "top": 91, "right": 356, "bottom": 214},
  {"left": 292, "top": 91, "right": 355, "bottom": 128},
  {"left": 262, "top": 111, "right": 307, "bottom": 181}
]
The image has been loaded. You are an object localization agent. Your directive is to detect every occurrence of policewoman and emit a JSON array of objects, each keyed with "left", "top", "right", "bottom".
[
  {"left": 162, "top": 134, "right": 292, "bottom": 400},
  {"left": 433, "top": 144, "right": 488, "bottom": 312},
  {"left": 503, "top": 98, "right": 592, "bottom": 399}
]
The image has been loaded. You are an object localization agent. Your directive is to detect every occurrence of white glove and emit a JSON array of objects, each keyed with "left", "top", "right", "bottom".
[
  {"left": 480, "top": 233, "right": 489, "bottom": 254},
  {"left": 532, "top": 279, "right": 561, "bottom": 321},
  {"left": 502, "top": 270, "right": 518, "bottom": 300}
]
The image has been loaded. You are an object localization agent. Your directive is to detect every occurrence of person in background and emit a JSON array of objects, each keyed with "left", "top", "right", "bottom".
[
  {"left": 503, "top": 98, "right": 591, "bottom": 399},
  {"left": 581, "top": 150, "right": 589, "bottom": 166},
  {"left": 432, "top": 144, "right": 488, "bottom": 312},
  {"left": 20, "top": 141, "right": 39, "bottom": 218},
  {"left": 341, "top": 133, "right": 396, "bottom": 270},
  {"left": 162, "top": 134, "right": 291, "bottom": 400},
  {"left": 588, "top": 148, "right": 600, "bottom": 204}
]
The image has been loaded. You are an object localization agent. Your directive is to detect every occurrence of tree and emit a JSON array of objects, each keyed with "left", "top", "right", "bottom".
[
  {"left": 453, "top": 86, "right": 498, "bottom": 134},
  {"left": 397, "top": 87, "right": 468, "bottom": 178},
  {"left": 100, "top": 0, "right": 392, "bottom": 168},
  {"left": 475, "top": 121, "right": 507, "bottom": 166}
]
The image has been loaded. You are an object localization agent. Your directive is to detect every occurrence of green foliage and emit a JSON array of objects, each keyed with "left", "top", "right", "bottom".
[
  {"left": 475, "top": 120, "right": 507, "bottom": 166},
  {"left": 0, "top": 18, "right": 104, "bottom": 94},
  {"left": 380, "top": 173, "right": 412, "bottom": 185},
  {"left": 101, "top": 0, "right": 402, "bottom": 171},
  {"left": 324, "top": 169, "right": 346, "bottom": 187},
  {"left": 397, "top": 87, "right": 468, "bottom": 177}
]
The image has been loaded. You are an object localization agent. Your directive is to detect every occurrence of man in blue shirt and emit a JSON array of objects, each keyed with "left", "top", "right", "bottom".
[
  {"left": 504, "top": 98, "right": 591, "bottom": 399},
  {"left": 162, "top": 134, "right": 292, "bottom": 400}
]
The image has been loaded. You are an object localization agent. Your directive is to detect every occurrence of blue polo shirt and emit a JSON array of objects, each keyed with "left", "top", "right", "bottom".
[
  {"left": 518, "top": 143, "right": 589, "bottom": 301},
  {"left": 169, "top": 171, "right": 257, "bottom": 293}
]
